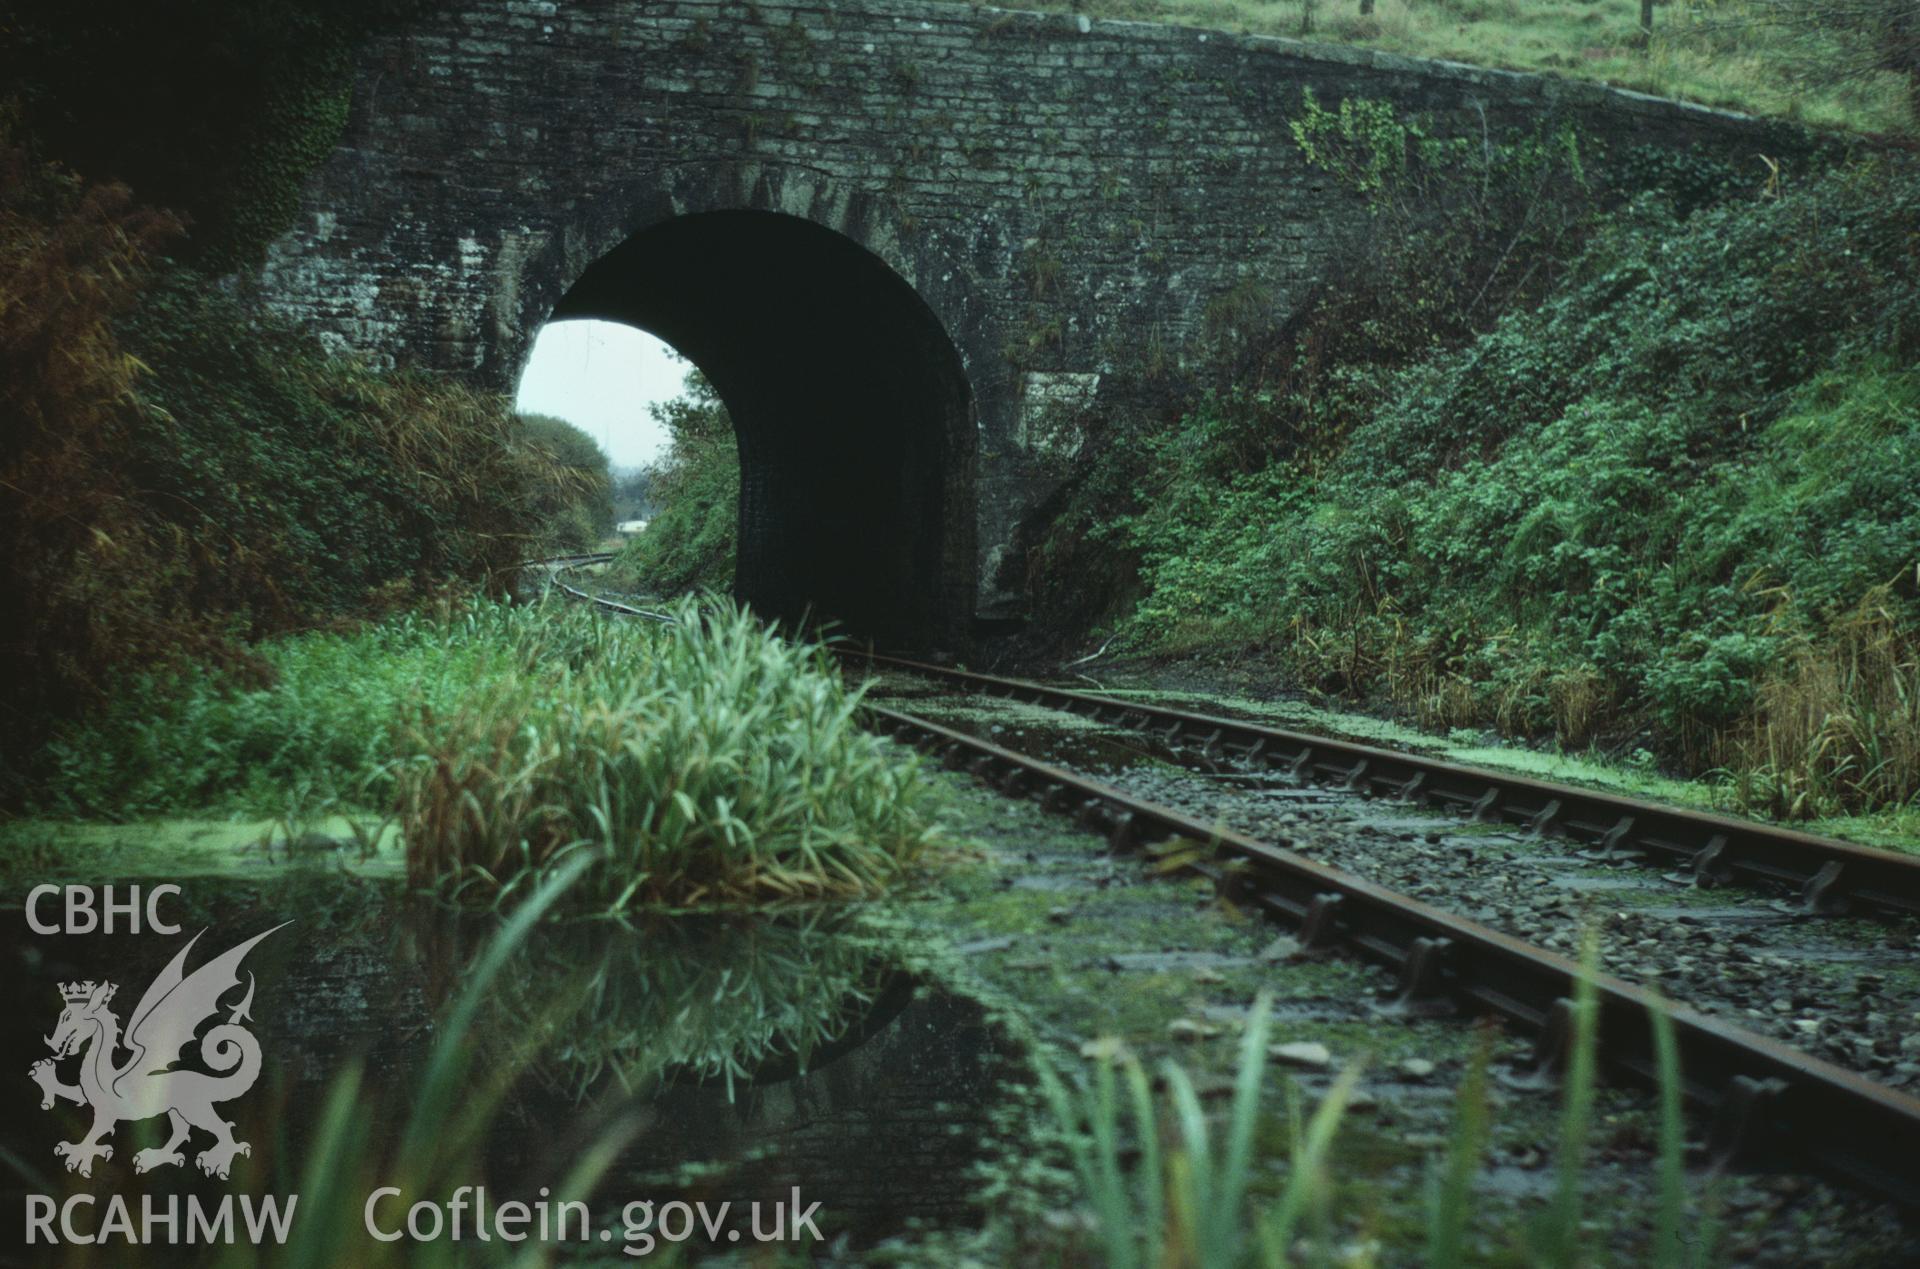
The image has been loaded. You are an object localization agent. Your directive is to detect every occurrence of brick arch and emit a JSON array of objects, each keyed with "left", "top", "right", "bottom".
[{"left": 522, "top": 188, "right": 978, "bottom": 645}]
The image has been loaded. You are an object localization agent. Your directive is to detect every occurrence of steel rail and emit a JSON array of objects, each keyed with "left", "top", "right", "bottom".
[
  {"left": 866, "top": 702, "right": 1920, "bottom": 1211},
  {"left": 520, "top": 551, "right": 617, "bottom": 569},
  {"left": 841, "top": 650, "right": 1920, "bottom": 921},
  {"left": 527, "top": 553, "right": 679, "bottom": 623},
  {"left": 521, "top": 575, "right": 1920, "bottom": 1206}
]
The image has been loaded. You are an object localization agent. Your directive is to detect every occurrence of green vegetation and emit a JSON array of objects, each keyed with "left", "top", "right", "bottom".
[
  {"left": 987, "top": 0, "right": 1917, "bottom": 134},
  {"left": 36, "top": 601, "right": 523, "bottom": 821},
  {"left": 609, "top": 365, "right": 740, "bottom": 595},
  {"left": 1052, "top": 93, "right": 1918, "bottom": 822},
  {"left": 516, "top": 412, "right": 615, "bottom": 551},
  {"left": 217, "top": 864, "right": 617, "bottom": 1269},
  {"left": 0, "top": 132, "right": 596, "bottom": 791},
  {"left": 1042, "top": 995, "right": 1363, "bottom": 1266},
  {"left": 1043, "top": 972, "right": 1708, "bottom": 1265},
  {"left": 37, "top": 598, "right": 939, "bottom": 909},
  {"left": 398, "top": 598, "right": 938, "bottom": 908}
]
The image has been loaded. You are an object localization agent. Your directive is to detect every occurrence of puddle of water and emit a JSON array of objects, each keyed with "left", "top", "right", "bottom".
[
  {"left": 1104, "top": 951, "right": 1255, "bottom": 973},
  {"left": 1547, "top": 874, "right": 1670, "bottom": 894},
  {"left": 1627, "top": 906, "right": 1796, "bottom": 925},
  {"left": 3, "top": 877, "right": 1022, "bottom": 1253}
]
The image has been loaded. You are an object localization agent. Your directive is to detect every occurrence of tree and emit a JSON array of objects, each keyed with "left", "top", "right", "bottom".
[
  {"left": 611, "top": 364, "right": 740, "bottom": 594},
  {"left": 646, "top": 365, "right": 733, "bottom": 452},
  {"left": 610, "top": 466, "right": 658, "bottom": 521},
  {"left": 515, "top": 413, "right": 613, "bottom": 550}
]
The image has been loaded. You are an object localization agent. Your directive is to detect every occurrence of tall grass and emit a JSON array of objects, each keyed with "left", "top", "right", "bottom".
[
  {"left": 986, "top": 0, "right": 1915, "bottom": 133},
  {"left": 36, "top": 595, "right": 940, "bottom": 909},
  {"left": 37, "top": 602, "right": 530, "bottom": 818},
  {"left": 1540, "top": 940, "right": 1599, "bottom": 1266},
  {"left": 0, "top": 124, "right": 584, "bottom": 789},
  {"left": 1425, "top": 1025, "right": 1493, "bottom": 1268},
  {"left": 5, "top": 859, "right": 619, "bottom": 1269},
  {"left": 1725, "top": 590, "right": 1920, "bottom": 820},
  {"left": 1045, "top": 972, "right": 1713, "bottom": 1264},
  {"left": 396, "top": 598, "right": 938, "bottom": 909},
  {"left": 237, "top": 855, "right": 622, "bottom": 1269}
]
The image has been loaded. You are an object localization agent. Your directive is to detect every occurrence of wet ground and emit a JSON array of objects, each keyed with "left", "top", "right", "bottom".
[
  {"left": 908, "top": 771, "right": 1918, "bottom": 1265},
  {"left": 871, "top": 675, "right": 1920, "bottom": 1092},
  {"left": 1, "top": 865, "right": 1025, "bottom": 1262},
  {"left": 6, "top": 672, "right": 1917, "bottom": 1263}
]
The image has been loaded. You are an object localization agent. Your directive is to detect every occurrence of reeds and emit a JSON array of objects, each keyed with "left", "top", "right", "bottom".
[
  {"left": 1724, "top": 589, "right": 1920, "bottom": 820},
  {"left": 1045, "top": 964, "right": 1713, "bottom": 1264},
  {"left": 397, "top": 598, "right": 939, "bottom": 909}
]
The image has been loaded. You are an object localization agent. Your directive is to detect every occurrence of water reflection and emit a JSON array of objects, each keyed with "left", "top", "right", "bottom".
[
  {"left": 463, "top": 911, "right": 1018, "bottom": 1244},
  {"left": 468, "top": 912, "right": 917, "bottom": 1100},
  {"left": 3, "top": 881, "right": 1022, "bottom": 1252}
]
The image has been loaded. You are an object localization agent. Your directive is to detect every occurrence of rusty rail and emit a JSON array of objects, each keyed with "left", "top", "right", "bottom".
[
  {"left": 866, "top": 702, "right": 1920, "bottom": 1212},
  {"left": 842, "top": 650, "right": 1920, "bottom": 921},
  {"left": 528, "top": 553, "right": 679, "bottom": 623}
]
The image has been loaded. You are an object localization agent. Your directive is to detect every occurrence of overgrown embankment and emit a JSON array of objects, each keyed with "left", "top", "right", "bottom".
[
  {"left": 0, "top": 138, "right": 601, "bottom": 787},
  {"left": 0, "top": 5, "right": 620, "bottom": 791},
  {"left": 1041, "top": 99, "right": 1918, "bottom": 822}
]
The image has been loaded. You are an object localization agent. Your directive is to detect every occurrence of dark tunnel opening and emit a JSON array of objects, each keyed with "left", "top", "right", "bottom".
[{"left": 546, "top": 211, "right": 975, "bottom": 648}]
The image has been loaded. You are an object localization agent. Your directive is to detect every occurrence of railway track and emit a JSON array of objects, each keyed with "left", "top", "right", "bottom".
[
  {"left": 525, "top": 551, "right": 679, "bottom": 623},
  {"left": 839, "top": 649, "right": 1920, "bottom": 1214},
  {"left": 842, "top": 650, "right": 1920, "bottom": 923},
  {"left": 527, "top": 568, "right": 1920, "bottom": 1213}
]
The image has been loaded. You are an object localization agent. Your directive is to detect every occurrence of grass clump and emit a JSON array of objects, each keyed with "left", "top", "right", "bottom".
[
  {"left": 1043, "top": 976, "right": 1712, "bottom": 1264},
  {"left": 36, "top": 596, "right": 939, "bottom": 909},
  {"left": 397, "top": 599, "right": 938, "bottom": 908},
  {"left": 36, "top": 603, "right": 528, "bottom": 819}
]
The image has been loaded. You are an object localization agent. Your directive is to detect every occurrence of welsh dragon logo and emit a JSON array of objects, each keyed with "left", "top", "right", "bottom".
[{"left": 29, "top": 924, "right": 288, "bottom": 1180}]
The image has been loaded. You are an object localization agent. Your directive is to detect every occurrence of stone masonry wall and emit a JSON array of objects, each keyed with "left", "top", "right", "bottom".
[{"left": 254, "top": 0, "right": 1818, "bottom": 623}]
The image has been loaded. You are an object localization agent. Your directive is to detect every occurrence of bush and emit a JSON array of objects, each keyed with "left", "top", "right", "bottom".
[
  {"left": 1019, "top": 95, "right": 1602, "bottom": 649},
  {"left": 0, "top": 135, "right": 574, "bottom": 789},
  {"left": 0, "top": 138, "right": 191, "bottom": 767},
  {"left": 516, "top": 412, "right": 614, "bottom": 552}
]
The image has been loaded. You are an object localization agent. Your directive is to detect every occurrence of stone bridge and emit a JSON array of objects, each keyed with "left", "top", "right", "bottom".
[{"left": 256, "top": 0, "right": 1809, "bottom": 646}]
